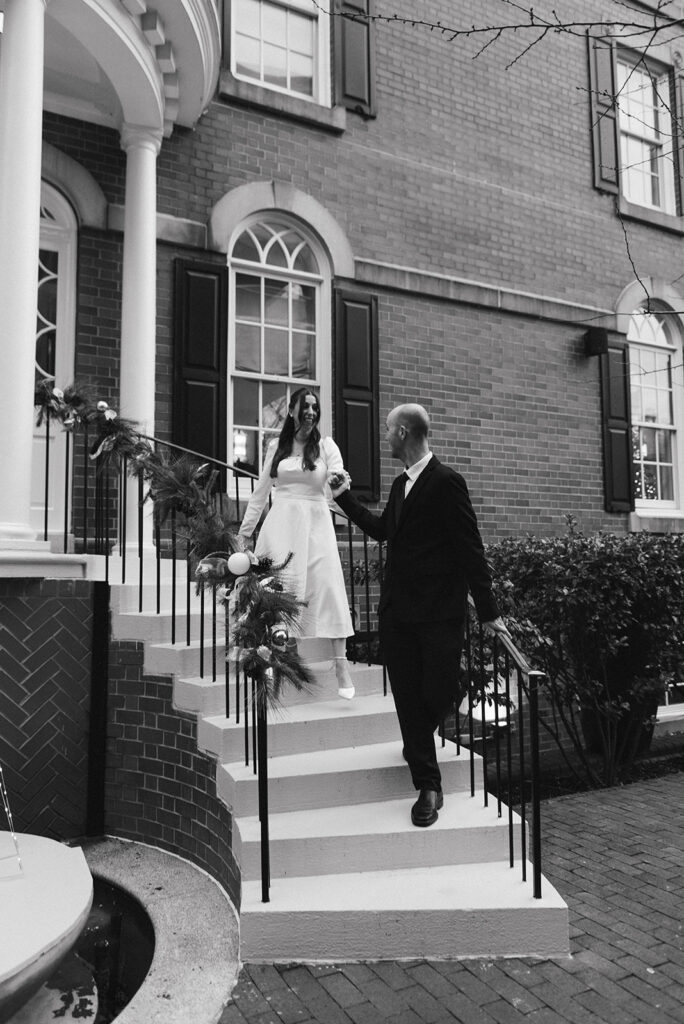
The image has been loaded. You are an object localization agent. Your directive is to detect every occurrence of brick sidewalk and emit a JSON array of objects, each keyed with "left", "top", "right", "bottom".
[{"left": 220, "top": 773, "right": 684, "bottom": 1024}]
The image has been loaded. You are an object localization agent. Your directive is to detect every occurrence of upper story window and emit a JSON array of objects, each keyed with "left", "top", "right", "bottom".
[
  {"left": 628, "top": 307, "right": 683, "bottom": 508},
  {"left": 231, "top": 0, "right": 330, "bottom": 105},
  {"left": 588, "top": 34, "right": 684, "bottom": 228},
  {"left": 616, "top": 58, "right": 675, "bottom": 214}
]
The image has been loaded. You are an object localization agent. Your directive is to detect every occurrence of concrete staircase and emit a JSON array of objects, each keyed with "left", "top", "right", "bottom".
[{"left": 106, "top": 564, "right": 570, "bottom": 963}]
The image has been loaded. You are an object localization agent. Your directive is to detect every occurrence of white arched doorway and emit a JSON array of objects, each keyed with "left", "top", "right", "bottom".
[{"left": 31, "top": 182, "right": 77, "bottom": 540}]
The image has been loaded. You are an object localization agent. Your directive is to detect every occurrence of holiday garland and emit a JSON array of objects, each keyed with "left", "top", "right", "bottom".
[{"left": 35, "top": 381, "right": 315, "bottom": 706}]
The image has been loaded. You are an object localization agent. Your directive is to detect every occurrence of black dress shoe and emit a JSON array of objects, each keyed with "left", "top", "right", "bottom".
[{"left": 411, "top": 788, "right": 443, "bottom": 827}]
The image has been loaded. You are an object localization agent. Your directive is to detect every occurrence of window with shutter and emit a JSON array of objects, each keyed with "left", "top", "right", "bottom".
[{"left": 588, "top": 32, "right": 684, "bottom": 225}]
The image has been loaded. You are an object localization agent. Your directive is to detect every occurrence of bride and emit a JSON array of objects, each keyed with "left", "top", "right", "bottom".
[{"left": 237, "top": 387, "right": 355, "bottom": 699}]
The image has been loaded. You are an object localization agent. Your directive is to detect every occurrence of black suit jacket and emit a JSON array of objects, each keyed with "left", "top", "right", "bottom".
[{"left": 336, "top": 456, "right": 499, "bottom": 624}]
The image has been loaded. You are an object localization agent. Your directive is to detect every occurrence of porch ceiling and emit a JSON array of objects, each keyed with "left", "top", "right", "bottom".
[{"left": 0, "top": 0, "right": 221, "bottom": 137}]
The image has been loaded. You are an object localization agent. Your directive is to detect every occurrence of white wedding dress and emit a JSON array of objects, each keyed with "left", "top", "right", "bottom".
[{"left": 238, "top": 437, "right": 354, "bottom": 640}]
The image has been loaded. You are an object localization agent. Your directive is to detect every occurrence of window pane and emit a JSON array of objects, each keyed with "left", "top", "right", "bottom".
[
  {"left": 657, "top": 429, "right": 673, "bottom": 463},
  {"left": 233, "top": 378, "right": 259, "bottom": 427},
  {"left": 235, "top": 0, "right": 260, "bottom": 37},
  {"left": 660, "top": 465, "right": 674, "bottom": 501},
  {"left": 235, "top": 35, "right": 261, "bottom": 79},
  {"left": 641, "top": 388, "right": 658, "bottom": 421},
  {"left": 292, "top": 283, "right": 315, "bottom": 329},
  {"left": 263, "top": 4, "right": 287, "bottom": 43},
  {"left": 264, "top": 279, "right": 289, "bottom": 325},
  {"left": 264, "top": 326, "right": 289, "bottom": 375},
  {"left": 642, "top": 465, "right": 658, "bottom": 500},
  {"left": 235, "top": 322, "right": 261, "bottom": 372},
  {"left": 293, "top": 244, "right": 318, "bottom": 273},
  {"left": 290, "top": 51, "right": 314, "bottom": 96},
  {"left": 631, "top": 426, "right": 641, "bottom": 461},
  {"left": 265, "top": 238, "right": 288, "bottom": 268},
  {"left": 236, "top": 274, "right": 261, "bottom": 321},
  {"left": 262, "top": 383, "right": 287, "bottom": 431},
  {"left": 289, "top": 10, "right": 314, "bottom": 54},
  {"left": 232, "top": 231, "right": 260, "bottom": 263},
  {"left": 630, "top": 384, "right": 642, "bottom": 422},
  {"left": 233, "top": 427, "right": 257, "bottom": 472},
  {"left": 641, "top": 426, "right": 657, "bottom": 461},
  {"left": 263, "top": 42, "right": 287, "bottom": 89},
  {"left": 292, "top": 332, "right": 315, "bottom": 378},
  {"left": 657, "top": 389, "right": 673, "bottom": 425}
]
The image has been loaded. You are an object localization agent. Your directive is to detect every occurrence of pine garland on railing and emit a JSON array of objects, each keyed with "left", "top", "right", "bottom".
[{"left": 35, "top": 382, "right": 314, "bottom": 706}]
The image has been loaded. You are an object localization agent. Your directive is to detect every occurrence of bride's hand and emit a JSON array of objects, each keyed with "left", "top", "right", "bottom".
[{"left": 328, "top": 470, "right": 351, "bottom": 497}]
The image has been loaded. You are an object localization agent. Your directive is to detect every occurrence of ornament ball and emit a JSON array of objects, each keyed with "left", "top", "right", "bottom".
[{"left": 227, "top": 551, "right": 251, "bottom": 576}]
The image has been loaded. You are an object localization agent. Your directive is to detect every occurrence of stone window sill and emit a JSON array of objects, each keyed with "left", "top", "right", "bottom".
[
  {"left": 618, "top": 197, "right": 684, "bottom": 235},
  {"left": 218, "top": 71, "right": 346, "bottom": 134},
  {"left": 629, "top": 511, "right": 684, "bottom": 533}
]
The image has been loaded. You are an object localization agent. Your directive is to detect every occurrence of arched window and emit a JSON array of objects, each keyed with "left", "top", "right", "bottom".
[
  {"left": 228, "top": 217, "right": 330, "bottom": 475},
  {"left": 31, "top": 183, "right": 77, "bottom": 535},
  {"left": 628, "top": 305, "right": 684, "bottom": 508}
]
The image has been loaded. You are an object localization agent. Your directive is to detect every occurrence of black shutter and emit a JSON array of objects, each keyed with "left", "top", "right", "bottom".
[
  {"left": 587, "top": 33, "right": 619, "bottom": 194},
  {"left": 335, "top": 0, "right": 376, "bottom": 117},
  {"left": 173, "top": 260, "right": 228, "bottom": 468},
  {"left": 599, "top": 338, "right": 634, "bottom": 513},
  {"left": 672, "top": 71, "right": 684, "bottom": 215},
  {"left": 334, "top": 289, "right": 379, "bottom": 501}
]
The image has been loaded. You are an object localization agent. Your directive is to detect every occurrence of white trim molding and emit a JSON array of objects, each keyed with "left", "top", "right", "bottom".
[{"left": 209, "top": 181, "right": 355, "bottom": 278}]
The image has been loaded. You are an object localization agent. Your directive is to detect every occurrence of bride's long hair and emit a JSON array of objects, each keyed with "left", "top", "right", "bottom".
[{"left": 270, "top": 387, "right": 321, "bottom": 478}]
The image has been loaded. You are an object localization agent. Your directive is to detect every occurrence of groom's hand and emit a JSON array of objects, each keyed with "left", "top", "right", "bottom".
[{"left": 482, "top": 616, "right": 511, "bottom": 639}]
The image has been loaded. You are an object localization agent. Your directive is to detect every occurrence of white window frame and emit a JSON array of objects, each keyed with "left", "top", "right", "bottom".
[
  {"left": 628, "top": 307, "right": 684, "bottom": 512},
  {"left": 616, "top": 54, "right": 676, "bottom": 215},
  {"left": 227, "top": 215, "right": 332, "bottom": 481},
  {"left": 230, "top": 0, "right": 331, "bottom": 107}
]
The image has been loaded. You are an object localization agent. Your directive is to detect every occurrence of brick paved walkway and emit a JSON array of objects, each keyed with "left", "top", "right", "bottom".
[{"left": 220, "top": 773, "right": 684, "bottom": 1024}]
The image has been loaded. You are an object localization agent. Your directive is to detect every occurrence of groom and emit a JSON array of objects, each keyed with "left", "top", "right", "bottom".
[{"left": 331, "top": 404, "right": 508, "bottom": 827}]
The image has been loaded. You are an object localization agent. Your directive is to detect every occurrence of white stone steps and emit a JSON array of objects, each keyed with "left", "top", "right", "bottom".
[
  {"left": 172, "top": 661, "right": 384, "bottom": 719},
  {"left": 198, "top": 692, "right": 397, "bottom": 761},
  {"left": 235, "top": 792, "right": 523, "bottom": 880},
  {"left": 104, "top": 570, "right": 570, "bottom": 963},
  {"left": 143, "top": 637, "right": 228, "bottom": 678},
  {"left": 218, "top": 740, "right": 473, "bottom": 817},
  {"left": 239, "top": 860, "right": 569, "bottom": 961},
  {"left": 112, "top": 607, "right": 223, "bottom": 643}
]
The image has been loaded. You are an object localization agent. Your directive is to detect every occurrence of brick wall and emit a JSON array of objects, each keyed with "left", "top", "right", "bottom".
[
  {"left": 106, "top": 640, "right": 240, "bottom": 906},
  {"left": 0, "top": 579, "right": 94, "bottom": 839}
]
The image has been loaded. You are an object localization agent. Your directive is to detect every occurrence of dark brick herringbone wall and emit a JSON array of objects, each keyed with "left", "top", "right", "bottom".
[
  {"left": 0, "top": 579, "right": 94, "bottom": 839},
  {"left": 106, "top": 641, "right": 240, "bottom": 907}
]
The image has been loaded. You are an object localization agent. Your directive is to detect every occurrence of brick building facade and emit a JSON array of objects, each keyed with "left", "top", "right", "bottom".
[{"left": 25, "top": 1, "right": 684, "bottom": 550}]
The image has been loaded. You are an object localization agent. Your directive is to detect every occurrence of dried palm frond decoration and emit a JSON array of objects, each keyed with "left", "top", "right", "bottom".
[{"left": 38, "top": 387, "right": 314, "bottom": 706}]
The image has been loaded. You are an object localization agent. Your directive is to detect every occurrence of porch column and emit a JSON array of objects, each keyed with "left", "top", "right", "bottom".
[
  {"left": 0, "top": 0, "right": 50, "bottom": 550},
  {"left": 119, "top": 125, "right": 162, "bottom": 549}
]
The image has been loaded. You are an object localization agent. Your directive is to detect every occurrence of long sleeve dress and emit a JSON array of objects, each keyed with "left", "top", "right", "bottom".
[{"left": 238, "top": 436, "right": 354, "bottom": 640}]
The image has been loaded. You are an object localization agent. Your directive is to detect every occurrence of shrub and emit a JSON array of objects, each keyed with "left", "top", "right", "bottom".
[{"left": 487, "top": 516, "right": 684, "bottom": 786}]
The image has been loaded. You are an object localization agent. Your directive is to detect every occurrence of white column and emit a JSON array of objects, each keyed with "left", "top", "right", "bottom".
[
  {"left": 0, "top": 0, "right": 50, "bottom": 550},
  {"left": 119, "top": 125, "right": 162, "bottom": 550}
]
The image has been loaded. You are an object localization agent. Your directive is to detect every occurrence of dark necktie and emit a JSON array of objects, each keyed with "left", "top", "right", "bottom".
[{"left": 394, "top": 471, "right": 409, "bottom": 525}]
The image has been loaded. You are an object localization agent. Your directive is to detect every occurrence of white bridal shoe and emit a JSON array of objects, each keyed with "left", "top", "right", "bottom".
[{"left": 334, "top": 658, "right": 355, "bottom": 700}]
